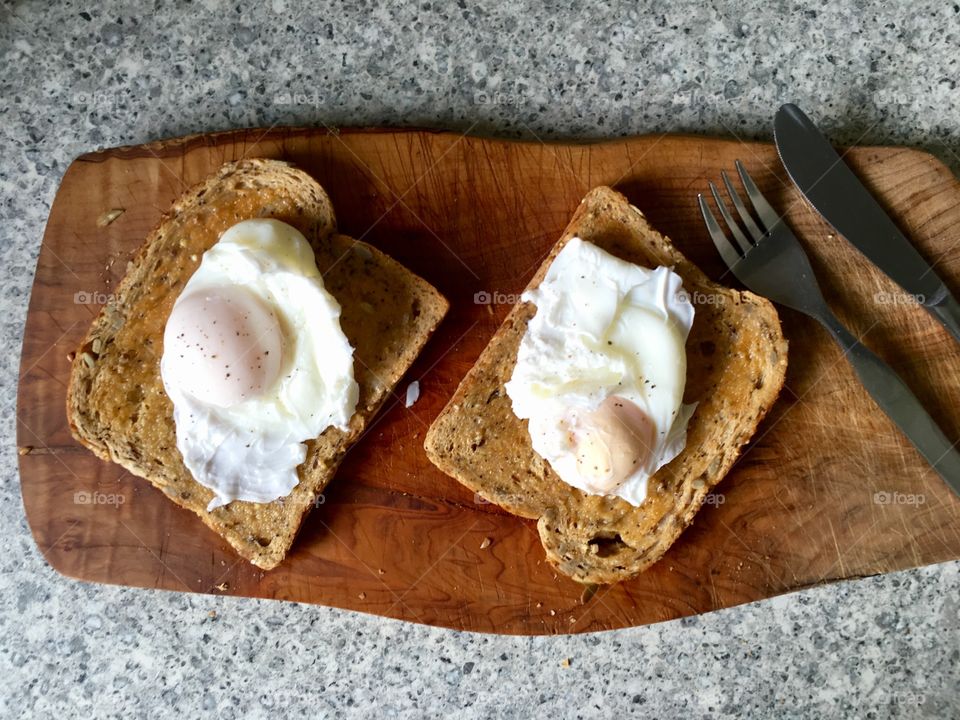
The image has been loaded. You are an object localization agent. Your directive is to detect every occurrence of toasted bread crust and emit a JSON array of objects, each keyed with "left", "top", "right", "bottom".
[
  {"left": 67, "top": 158, "right": 449, "bottom": 569},
  {"left": 424, "top": 186, "right": 787, "bottom": 584}
]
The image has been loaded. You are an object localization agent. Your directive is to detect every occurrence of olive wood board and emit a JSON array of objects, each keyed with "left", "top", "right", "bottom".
[{"left": 17, "top": 127, "right": 960, "bottom": 634}]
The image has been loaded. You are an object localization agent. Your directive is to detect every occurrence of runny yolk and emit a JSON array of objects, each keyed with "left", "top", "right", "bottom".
[
  {"left": 163, "top": 286, "right": 283, "bottom": 408},
  {"left": 572, "top": 395, "right": 656, "bottom": 494}
]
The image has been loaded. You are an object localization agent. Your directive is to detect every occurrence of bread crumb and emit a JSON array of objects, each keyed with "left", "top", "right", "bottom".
[
  {"left": 549, "top": 609, "right": 556, "bottom": 616},
  {"left": 358, "top": 592, "right": 366, "bottom": 600},
  {"left": 67, "top": 351, "right": 76, "bottom": 362},
  {"left": 18, "top": 446, "right": 32, "bottom": 456},
  {"left": 536, "top": 602, "right": 542, "bottom": 608},
  {"left": 215, "top": 582, "right": 228, "bottom": 591},
  {"left": 479, "top": 537, "right": 492, "bottom": 550},
  {"left": 97, "top": 208, "right": 125, "bottom": 227},
  {"left": 378, "top": 568, "right": 385, "bottom": 575},
  {"left": 560, "top": 658, "right": 571, "bottom": 668},
  {"left": 208, "top": 610, "right": 217, "bottom": 619}
]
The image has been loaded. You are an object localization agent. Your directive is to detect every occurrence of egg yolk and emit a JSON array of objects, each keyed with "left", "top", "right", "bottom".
[
  {"left": 571, "top": 396, "right": 656, "bottom": 494},
  {"left": 163, "top": 286, "right": 283, "bottom": 408}
]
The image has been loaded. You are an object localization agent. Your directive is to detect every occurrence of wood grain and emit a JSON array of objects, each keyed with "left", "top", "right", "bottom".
[{"left": 17, "top": 128, "right": 960, "bottom": 634}]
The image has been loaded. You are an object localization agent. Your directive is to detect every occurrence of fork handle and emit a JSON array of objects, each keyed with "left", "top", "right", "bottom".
[{"left": 818, "top": 313, "right": 960, "bottom": 498}]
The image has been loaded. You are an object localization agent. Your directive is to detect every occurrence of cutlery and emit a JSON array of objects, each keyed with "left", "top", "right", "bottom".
[
  {"left": 698, "top": 161, "right": 960, "bottom": 498},
  {"left": 774, "top": 103, "right": 960, "bottom": 343}
]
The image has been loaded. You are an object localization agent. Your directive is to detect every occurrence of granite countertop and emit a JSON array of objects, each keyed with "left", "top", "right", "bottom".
[{"left": 2, "top": 1, "right": 958, "bottom": 718}]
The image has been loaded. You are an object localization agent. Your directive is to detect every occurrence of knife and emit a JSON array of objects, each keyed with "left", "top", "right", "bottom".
[{"left": 774, "top": 103, "right": 960, "bottom": 343}]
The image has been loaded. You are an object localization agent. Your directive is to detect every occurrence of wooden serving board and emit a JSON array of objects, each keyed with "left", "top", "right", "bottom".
[{"left": 17, "top": 128, "right": 960, "bottom": 634}]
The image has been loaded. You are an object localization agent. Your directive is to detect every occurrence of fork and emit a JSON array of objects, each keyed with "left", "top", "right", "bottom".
[{"left": 698, "top": 161, "right": 960, "bottom": 498}]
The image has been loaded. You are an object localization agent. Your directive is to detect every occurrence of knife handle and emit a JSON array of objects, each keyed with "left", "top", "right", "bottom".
[
  {"left": 819, "top": 312, "right": 960, "bottom": 498},
  {"left": 927, "top": 290, "right": 960, "bottom": 345}
]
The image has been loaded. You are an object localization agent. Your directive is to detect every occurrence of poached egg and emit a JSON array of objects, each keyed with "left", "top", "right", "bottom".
[
  {"left": 161, "top": 219, "right": 358, "bottom": 510},
  {"left": 505, "top": 237, "right": 696, "bottom": 506}
]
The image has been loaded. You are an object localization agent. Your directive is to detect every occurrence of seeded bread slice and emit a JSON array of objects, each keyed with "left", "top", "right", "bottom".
[
  {"left": 67, "top": 158, "right": 449, "bottom": 570},
  {"left": 424, "top": 186, "right": 787, "bottom": 585}
]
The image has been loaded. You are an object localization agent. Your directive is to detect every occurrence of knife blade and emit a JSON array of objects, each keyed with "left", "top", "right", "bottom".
[{"left": 774, "top": 103, "right": 960, "bottom": 343}]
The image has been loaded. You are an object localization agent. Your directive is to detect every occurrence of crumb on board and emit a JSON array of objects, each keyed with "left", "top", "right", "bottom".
[
  {"left": 479, "top": 537, "right": 492, "bottom": 550},
  {"left": 215, "top": 582, "right": 228, "bottom": 592},
  {"left": 405, "top": 380, "right": 420, "bottom": 408},
  {"left": 97, "top": 208, "right": 125, "bottom": 227}
]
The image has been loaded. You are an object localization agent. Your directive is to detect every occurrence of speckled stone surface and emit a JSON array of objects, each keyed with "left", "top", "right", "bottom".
[{"left": 2, "top": 1, "right": 959, "bottom": 718}]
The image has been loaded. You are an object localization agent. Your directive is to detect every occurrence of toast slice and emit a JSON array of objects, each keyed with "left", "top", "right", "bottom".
[
  {"left": 68, "top": 158, "right": 449, "bottom": 570},
  {"left": 424, "top": 186, "right": 787, "bottom": 584}
]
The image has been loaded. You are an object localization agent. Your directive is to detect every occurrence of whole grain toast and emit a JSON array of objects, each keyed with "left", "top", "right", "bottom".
[
  {"left": 67, "top": 158, "right": 449, "bottom": 570},
  {"left": 424, "top": 186, "right": 787, "bottom": 585}
]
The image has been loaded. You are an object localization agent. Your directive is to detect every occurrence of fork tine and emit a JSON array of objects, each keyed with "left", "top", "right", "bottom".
[
  {"left": 736, "top": 160, "right": 781, "bottom": 231},
  {"left": 698, "top": 194, "right": 743, "bottom": 272},
  {"left": 708, "top": 181, "right": 753, "bottom": 253},
  {"left": 721, "top": 170, "right": 766, "bottom": 242}
]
